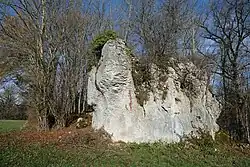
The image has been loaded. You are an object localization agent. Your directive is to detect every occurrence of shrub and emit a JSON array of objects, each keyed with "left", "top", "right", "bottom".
[
  {"left": 215, "top": 130, "right": 231, "bottom": 143},
  {"left": 131, "top": 56, "right": 152, "bottom": 106},
  {"left": 91, "top": 30, "right": 117, "bottom": 61}
]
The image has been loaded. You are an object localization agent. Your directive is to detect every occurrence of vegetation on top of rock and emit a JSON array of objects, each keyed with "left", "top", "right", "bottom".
[
  {"left": 91, "top": 30, "right": 117, "bottom": 61},
  {"left": 131, "top": 56, "right": 152, "bottom": 106},
  {"left": 131, "top": 55, "right": 205, "bottom": 106}
]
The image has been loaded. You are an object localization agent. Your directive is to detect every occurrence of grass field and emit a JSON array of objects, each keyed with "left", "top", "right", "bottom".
[
  {"left": 1, "top": 142, "right": 250, "bottom": 167},
  {"left": 0, "top": 121, "right": 250, "bottom": 167},
  {"left": 0, "top": 120, "right": 26, "bottom": 132}
]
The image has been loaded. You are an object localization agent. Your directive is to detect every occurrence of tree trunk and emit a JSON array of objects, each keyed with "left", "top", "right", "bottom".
[
  {"left": 37, "top": 115, "right": 49, "bottom": 131},
  {"left": 246, "top": 110, "right": 250, "bottom": 143},
  {"left": 55, "top": 115, "right": 66, "bottom": 129}
]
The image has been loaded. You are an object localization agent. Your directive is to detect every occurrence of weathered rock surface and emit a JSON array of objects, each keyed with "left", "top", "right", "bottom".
[{"left": 87, "top": 39, "right": 221, "bottom": 143}]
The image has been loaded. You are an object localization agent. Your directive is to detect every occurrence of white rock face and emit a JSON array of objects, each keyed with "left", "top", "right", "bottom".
[{"left": 87, "top": 39, "right": 221, "bottom": 143}]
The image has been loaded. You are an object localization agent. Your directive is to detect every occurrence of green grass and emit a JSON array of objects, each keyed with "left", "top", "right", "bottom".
[
  {"left": 0, "top": 120, "right": 26, "bottom": 132},
  {"left": 0, "top": 142, "right": 250, "bottom": 167},
  {"left": 0, "top": 121, "right": 250, "bottom": 166}
]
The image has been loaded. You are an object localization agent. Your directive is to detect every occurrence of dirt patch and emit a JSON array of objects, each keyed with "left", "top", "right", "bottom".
[{"left": 0, "top": 127, "right": 114, "bottom": 150}]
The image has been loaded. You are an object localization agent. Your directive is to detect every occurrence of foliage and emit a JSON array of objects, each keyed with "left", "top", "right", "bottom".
[
  {"left": 0, "top": 86, "right": 27, "bottom": 120},
  {"left": 153, "top": 57, "right": 172, "bottom": 100},
  {"left": 215, "top": 130, "right": 231, "bottom": 144},
  {"left": 0, "top": 105, "right": 27, "bottom": 120},
  {"left": 131, "top": 56, "right": 152, "bottom": 106},
  {"left": 188, "top": 132, "right": 216, "bottom": 154},
  {"left": 91, "top": 30, "right": 117, "bottom": 62},
  {"left": 131, "top": 54, "right": 207, "bottom": 105}
]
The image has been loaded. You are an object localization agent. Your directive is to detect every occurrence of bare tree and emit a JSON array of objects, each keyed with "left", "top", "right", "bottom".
[
  {"left": 199, "top": 0, "right": 250, "bottom": 142},
  {"left": 126, "top": 0, "right": 197, "bottom": 58},
  {"left": 0, "top": 0, "right": 114, "bottom": 130}
]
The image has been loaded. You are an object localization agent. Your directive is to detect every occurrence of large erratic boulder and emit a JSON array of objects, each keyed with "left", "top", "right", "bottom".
[{"left": 87, "top": 39, "right": 221, "bottom": 143}]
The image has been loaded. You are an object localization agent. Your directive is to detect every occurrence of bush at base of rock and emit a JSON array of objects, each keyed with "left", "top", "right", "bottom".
[{"left": 76, "top": 114, "right": 92, "bottom": 129}]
